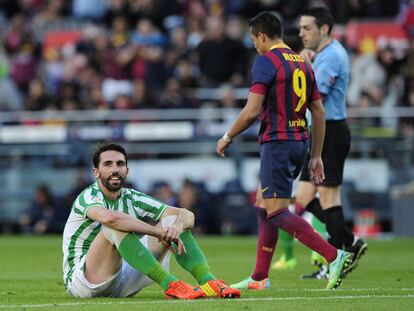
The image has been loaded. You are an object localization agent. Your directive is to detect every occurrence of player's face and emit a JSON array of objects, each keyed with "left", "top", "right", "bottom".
[
  {"left": 94, "top": 150, "right": 128, "bottom": 192},
  {"left": 299, "top": 16, "right": 323, "bottom": 51}
]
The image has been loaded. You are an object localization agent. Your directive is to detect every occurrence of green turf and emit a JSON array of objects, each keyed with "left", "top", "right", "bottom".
[{"left": 0, "top": 235, "right": 413, "bottom": 310}]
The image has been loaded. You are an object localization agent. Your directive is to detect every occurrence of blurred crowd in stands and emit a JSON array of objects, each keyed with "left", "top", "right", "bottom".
[{"left": 0, "top": 0, "right": 410, "bottom": 114}]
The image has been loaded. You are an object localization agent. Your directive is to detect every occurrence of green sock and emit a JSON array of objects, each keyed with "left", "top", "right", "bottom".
[
  {"left": 279, "top": 229, "right": 294, "bottom": 260},
  {"left": 118, "top": 233, "right": 177, "bottom": 290},
  {"left": 172, "top": 230, "right": 216, "bottom": 285},
  {"left": 312, "top": 214, "right": 328, "bottom": 239}
]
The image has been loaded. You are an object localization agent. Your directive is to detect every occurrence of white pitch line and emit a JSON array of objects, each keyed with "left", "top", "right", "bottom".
[
  {"left": 301, "top": 287, "right": 414, "bottom": 292},
  {"left": 0, "top": 294, "right": 413, "bottom": 309},
  {"left": 269, "top": 288, "right": 414, "bottom": 292}
]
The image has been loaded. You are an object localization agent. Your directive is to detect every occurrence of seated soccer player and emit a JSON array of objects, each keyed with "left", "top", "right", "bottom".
[{"left": 62, "top": 142, "right": 240, "bottom": 299}]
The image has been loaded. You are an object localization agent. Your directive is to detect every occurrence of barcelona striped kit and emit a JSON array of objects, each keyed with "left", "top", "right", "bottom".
[{"left": 250, "top": 44, "right": 321, "bottom": 144}]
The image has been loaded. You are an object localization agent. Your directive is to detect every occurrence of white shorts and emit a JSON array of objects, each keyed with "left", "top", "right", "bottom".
[{"left": 66, "top": 235, "right": 171, "bottom": 298}]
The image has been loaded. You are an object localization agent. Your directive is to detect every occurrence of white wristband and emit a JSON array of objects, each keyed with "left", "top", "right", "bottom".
[{"left": 222, "top": 132, "right": 233, "bottom": 142}]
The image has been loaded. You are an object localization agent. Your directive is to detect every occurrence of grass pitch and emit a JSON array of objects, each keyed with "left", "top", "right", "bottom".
[{"left": 0, "top": 235, "right": 413, "bottom": 310}]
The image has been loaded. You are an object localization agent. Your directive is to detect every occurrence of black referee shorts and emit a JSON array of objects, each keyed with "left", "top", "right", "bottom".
[{"left": 300, "top": 120, "right": 351, "bottom": 186}]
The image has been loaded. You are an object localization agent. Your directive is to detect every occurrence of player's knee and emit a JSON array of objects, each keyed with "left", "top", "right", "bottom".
[
  {"left": 162, "top": 209, "right": 194, "bottom": 230},
  {"left": 102, "top": 226, "right": 128, "bottom": 248},
  {"left": 318, "top": 188, "right": 341, "bottom": 208},
  {"left": 161, "top": 215, "right": 177, "bottom": 228},
  {"left": 319, "top": 197, "right": 340, "bottom": 209},
  {"left": 180, "top": 209, "right": 195, "bottom": 228},
  {"left": 185, "top": 209, "right": 195, "bottom": 228}
]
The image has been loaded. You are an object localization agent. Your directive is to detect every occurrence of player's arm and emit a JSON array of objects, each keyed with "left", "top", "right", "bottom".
[
  {"left": 300, "top": 49, "right": 316, "bottom": 63},
  {"left": 319, "top": 93, "right": 325, "bottom": 102},
  {"left": 308, "top": 99, "right": 326, "bottom": 185},
  {"left": 86, "top": 205, "right": 164, "bottom": 240},
  {"left": 226, "top": 92, "right": 264, "bottom": 138},
  {"left": 159, "top": 206, "right": 195, "bottom": 242},
  {"left": 216, "top": 92, "right": 264, "bottom": 157}
]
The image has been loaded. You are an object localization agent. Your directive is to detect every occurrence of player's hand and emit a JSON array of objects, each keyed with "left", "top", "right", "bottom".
[
  {"left": 159, "top": 239, "right": 175, "bottom": 253},
  {"left": 176, "top": 238, "right": 186, "bottom": 255},
  {"left": 159, "top": 224, "right": 187, "bottom": 255},
  {"left": 162, "top": 223, "right": 187, "bottom": 254},
  {"left": 159, "top": 238, "right": 187, "bottom": 255},
  {"left": 216, "top": 138, "right": 231, "bottom": 157},
  {"left": 308, "top": 156, "right": 325, "bottom": 186},
  {"left": 162, "top": 222, "right": 183, "bottom": 243},
  {"left": 300, "top": 49, "right": 316, "bottom": 64}
]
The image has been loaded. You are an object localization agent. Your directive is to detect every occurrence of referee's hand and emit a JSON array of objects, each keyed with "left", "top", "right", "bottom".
[{"left": 308, "top": 157, "right": 325, "bottom": 186}]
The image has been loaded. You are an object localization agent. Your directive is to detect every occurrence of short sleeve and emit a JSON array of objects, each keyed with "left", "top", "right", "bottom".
[
  {"left": 73, "top": 190, "right": 105, "bottom": 218},
  {"left": 132, "top": 191, "right": 168, "bottom": 222},
  {"left": 314, "top": 54, "right": 339, "bottom": 95},
  {"left": 251, "top": 55, "right": 275, "bottom": 87}
]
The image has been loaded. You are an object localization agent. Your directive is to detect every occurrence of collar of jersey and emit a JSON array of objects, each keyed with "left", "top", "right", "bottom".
[
  {"left": 103, "top": 194, "right": 121, "bottom": 205},
  {"left": 269, "top": 43, "right": 291, "bottom": 50},
  {"left": 317, "top": 38, "right": 334, "bottom": 54},
  {"left": 95, "top": 181, "right": 123, "bottom": 204}
]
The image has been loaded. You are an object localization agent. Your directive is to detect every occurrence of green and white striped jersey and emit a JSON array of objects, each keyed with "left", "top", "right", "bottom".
[{"left": 62, "top": 181, "right": 167, "bottom": 287}]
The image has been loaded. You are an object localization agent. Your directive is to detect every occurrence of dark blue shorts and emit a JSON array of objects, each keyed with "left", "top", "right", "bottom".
[{"left": 259, "top": 140, "right": 308, "bottom": 199}]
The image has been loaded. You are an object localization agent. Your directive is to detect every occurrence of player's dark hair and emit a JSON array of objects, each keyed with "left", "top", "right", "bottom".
[
  {"left": 283, "top": 27, "right": 303, "bottom": 53},
  {"left": 249, "top": 11, "right": 282, "bottom": 39},
  {"left": 92, "top": 142, "right": 128, "bottom": 168},
  {"left": 301, "top": 7, "right": 334, "bottom": 34}
]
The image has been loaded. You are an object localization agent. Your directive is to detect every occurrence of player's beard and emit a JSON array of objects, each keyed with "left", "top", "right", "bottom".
[{"left": 101, "top": 173, "right": 125, "bottom": 192}]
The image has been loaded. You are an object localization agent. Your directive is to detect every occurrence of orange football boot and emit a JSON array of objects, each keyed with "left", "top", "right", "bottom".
[
  {"left": 165, "top": 280, "right": 205, "bottom": 299},
  {"left": 199, "top": 279, "right": 240, "bottom": 298}
]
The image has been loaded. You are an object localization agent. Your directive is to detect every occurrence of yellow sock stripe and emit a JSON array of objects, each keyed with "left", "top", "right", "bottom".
[{"left": 200, "top": 283, "right": 217, "bottom": 297}]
